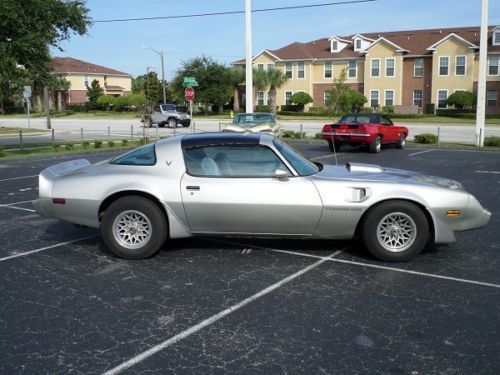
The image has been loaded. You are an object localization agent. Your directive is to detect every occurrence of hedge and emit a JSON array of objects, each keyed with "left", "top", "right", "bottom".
[{"left": 414, "top": 133, "right": 438, "bottom": 144}]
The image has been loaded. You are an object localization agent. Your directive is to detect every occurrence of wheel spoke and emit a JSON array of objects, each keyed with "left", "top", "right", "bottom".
[
  {"left": 376, "top": 211, "right": 417, "bottom": 252},
  {"left": 112, "top": 210, "right": 153, "bottom": 250}
]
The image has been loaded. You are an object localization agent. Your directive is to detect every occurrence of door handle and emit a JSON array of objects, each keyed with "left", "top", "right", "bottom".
[{"left": 186, "top": 186, "right": 200, "bottom": 191}]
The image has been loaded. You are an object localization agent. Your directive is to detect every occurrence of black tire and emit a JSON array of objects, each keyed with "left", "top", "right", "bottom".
[
  {"left": 168, "top": 118, "right": 177, "bottom": 128},
  {"left": 369, "top": 136, "right": 382, "bottom": 153},
  {"left": 101, "top": 196, "right": 168, "bottom": 260},
  {"left": 361, "top": 200, "right": 430, "bottom": 262},
  {"left": 396, "top": 134, "right": 407, "bottom": 149},
  {"left": 182, "top": 122, "right": 190, "bottom": 128},
  {"left": 144, "top": 118, "right": 152, "bottom": 128},
  {"left": 328, "top": 141, "right": 342, "bottom": 152}
]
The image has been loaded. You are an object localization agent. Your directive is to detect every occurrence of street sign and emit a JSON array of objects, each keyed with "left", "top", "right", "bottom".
[
  {"left": 23, "top": 85, "right": 32, "bottom": 98},
  {"left": 183, "top": 76, "right": 199, "bottom": 87},
  {"left": 184, "top": 86, "right": 195, "bottom": 101}
]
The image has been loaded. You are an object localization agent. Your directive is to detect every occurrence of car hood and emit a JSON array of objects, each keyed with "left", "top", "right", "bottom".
[{"left": 313, "top": 162, "right": 464, "bottom": 191}]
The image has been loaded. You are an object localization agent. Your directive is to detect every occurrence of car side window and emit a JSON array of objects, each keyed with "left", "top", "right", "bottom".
[
  {"left": 380, "top": 116, "right": 393, "bottom": 125},
  {"left": 184, "top": 145, "right": 289, "bottom": 177},
  {"left": 110, "top": 144, "right": 156, "bottom": 166}
]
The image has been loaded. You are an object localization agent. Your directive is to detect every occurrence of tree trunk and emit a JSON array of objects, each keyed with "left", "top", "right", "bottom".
[
  {"left": 218, "top": 101, "right": 223, "bottom": 114},
  {"left": 270, "top": 88, "right": 277, "bottom": 121},
  {"left": 0, "top": 98, "right": 4, "bottom": 115},
  {"left": 43, "top": 86, "right": 51, "bottom": 129},
  {"left": 233, "top": 87, "right": 240, "bottom": 112}
]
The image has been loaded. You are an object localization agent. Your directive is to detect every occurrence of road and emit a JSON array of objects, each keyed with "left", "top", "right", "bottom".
[{"left": 1, "top": 117, "right": 499, "bottom": 144}]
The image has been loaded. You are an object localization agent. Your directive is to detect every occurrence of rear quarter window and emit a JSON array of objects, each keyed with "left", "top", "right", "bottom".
[{"left": 110, "top": 144, "right": 157, "bottom": 166}]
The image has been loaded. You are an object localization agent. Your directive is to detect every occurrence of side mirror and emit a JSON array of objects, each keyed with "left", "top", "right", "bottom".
[{"left": 275, "top": 169, "right": 290, "bottom": 180}]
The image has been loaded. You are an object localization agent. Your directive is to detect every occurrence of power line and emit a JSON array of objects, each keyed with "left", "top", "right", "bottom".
[{"left": 93, "top": 0, "right": 376, "bottom": 23}]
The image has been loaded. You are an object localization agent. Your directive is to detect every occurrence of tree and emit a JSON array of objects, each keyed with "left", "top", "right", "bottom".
[
  {"left": 266, "top": 68, "right": 288, "bottom": 119},
  {"left": 133, "top": 72, "right": 164, "bottom": 104},
  {"left": 290, "top": 92, "right": 313, "bottom": 112},
  {"left": 447, "top": 91, "right": 475, "bottom": 109},
  {"left": 49, "top": 76, "right": 71, "bottom": 111},
  {"left": 96, "top": 95, "right": 116, "bottom": 110},
  {"left": 343, "top": 90, "right": 367, "bottom": 112},
  {"left": 86, "top": 79, "right": 103, "bottom": 109},
  {"left": 227, "top": 67, "right": 245, "bottom": 111},
  {"left": 325, "top": 68, "right": 351, "bottom": 114}
]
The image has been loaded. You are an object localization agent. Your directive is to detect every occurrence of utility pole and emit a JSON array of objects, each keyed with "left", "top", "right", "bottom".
[
  {"left": 142, "top": 45, "right": 167, "bottom": 103},
  {"left": 245, "top": 0, "right": 253, "bottom": 113},
  {"left": 43, "top": 86, "right": 51, "bottom": 130},
  {"left": 475, "top": 0, "right": 488, "bottom": 147}
]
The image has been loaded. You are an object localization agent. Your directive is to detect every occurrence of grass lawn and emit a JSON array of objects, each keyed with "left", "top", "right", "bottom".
[{"left": 0, "top": 127, "right": 49, "bottom": 135}]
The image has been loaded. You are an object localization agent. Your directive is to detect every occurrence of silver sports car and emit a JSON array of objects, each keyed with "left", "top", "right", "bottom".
[{"left": 34, "top": 133, "right": 491, "bottom": 262}]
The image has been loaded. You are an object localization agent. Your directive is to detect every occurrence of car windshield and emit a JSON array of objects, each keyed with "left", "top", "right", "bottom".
[
  {"left": 233, "top": 113, "right": 275, "bottom": 127},
  {"left": 273, "top": 138, "right": 319, "bottom": 176},
  {"left": 160, "top": 104, "right": 176, "bottom": 112},
  {"left": 110, "top": 143, "right": 157, "bottom": 166},
  {"left": 339, "top": 114, "right": 372, "bottom": 124}
]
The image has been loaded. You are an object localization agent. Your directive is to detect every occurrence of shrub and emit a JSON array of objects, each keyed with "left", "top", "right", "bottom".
[
  {"left": 290, "top": 92, "right": 313, "bottom": 112},
  {"left": 139, "top": 137, "right": 150, "bottom": 145},
  {"left": 0, "top": 144, "right": 5, "bottom": 157},
  {"left": 94, "top": 140, "right": 103, "bottom": 148},
  {"left": 255, "top": 105, "right": 271, "bottom": 112},
  {"left": 425, "top": 103, "right": 435, "bottom": 114},
  {"left": 446, "top": 91, "right": 475, "bottom": 109},
  {"left": 282, "top": 130, "right": 305, "bottom": 139},
  {"left": 484, "top": 136, "right": 500, "bottom": 147},
  {"left": 314, "top": 133, "right": 324, "bottom": 139},
  {"left": 280, "top": 104, "right": 302, "bottom": 112},
  {"left": 96, "top": 95, "right": 116, "bottom": 110},
  {"left": 52, "top": 143, "right": 61, "bottom": 151},
  {"left": 414, "top": 133, "right": 438, "bottom": 144},
  {"left": 107, "top": 141, "right": 115, "bottom": 148},
  {"left": 121, "top": 139, "right": 129, "bottom": 146},
  {"left": 82, "top": 141, "right": 90, "bottom": 149},
  {"left": 64, "top": 144, "right": 75, "bottom": 151},
  {"left": 382, "top": 106, "right": 394, "bottom": 114}
]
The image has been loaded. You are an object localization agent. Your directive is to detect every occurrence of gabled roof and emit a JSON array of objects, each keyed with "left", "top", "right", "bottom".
[
  {"left": 351, "top": 33, "right": 375, "bottom": 42},
  {"left": 51, "top": 57, "right": 131, "bottom": 76},
  {"left": 427, "top": 33, "right": 478, "bottom": 51},
  {"left": 363, "top": 37, "right": 409, "bottom": 53},
  {"left": 328, "top": 35, "right": 352, "bottom": 43},
  {"left": 253, "top": 49, "right": 282, "bottom": 61}
]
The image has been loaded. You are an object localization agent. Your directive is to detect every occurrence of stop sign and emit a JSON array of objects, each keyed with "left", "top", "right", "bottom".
[{"left": 184, "top": 86, "right": 195, "bottom": 101}]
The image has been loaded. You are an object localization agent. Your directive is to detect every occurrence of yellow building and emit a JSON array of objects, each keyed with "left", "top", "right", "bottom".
[
  {"left": 51, "top": 57, "right": 132, "bottom": 107},
  {"left": 234, "top": 26, "right": 500, "bottom": 114}
]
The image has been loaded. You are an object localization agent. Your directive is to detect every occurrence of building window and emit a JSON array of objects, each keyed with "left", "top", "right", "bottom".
[
  {"left": 257, "top": 91, "right": 265, "bottom": 106},
  {"left": 324, "top": 62, "right": 332, "bottom": 79},
  {"left": 83, "top": 74, "right": 89, "bottom": 87},
  {"left": 285, "top": 63, "right": 293, "bottom": 79},
  {"left": 324, "top": 91, "right": 331, "bottom": 106},
  {"left": 267, "top": 63, "right": 274, "bottom": 71},
  {"left": 437, "top": 90, "right": 448, "bottom": 108},
  {"left": 487, "top": 90, "right": 497, "bottom": 106},
  {"left": 370, "top": 90, "right": 379, "bottom": 108},
  {"left": 331, "top": 40, "right": 338, "bottom": 51},
  {"left": 355, "top": 38, "right": 362, "bottom": 50},
  {"left": 413, "top": 90, "right": 423, "bottom": 107},
  {"left": 439, "top": 56, "right": 449, "bottom": 76},
  {"left": 488, "top": 57, "right": 499, "bottom": 75},
  {"left": 493, "top": 31, "right": 500, "bottom": 46},
  {"left": 385, "top": 58, "right": 395, "bottom": 77},
  {"left": 285, "top": 91, "right": 293, "bottom": 105},
  {"left": 414, "top": 58, "right": 424, "bottom": 77},
  {"left": 384, "top": 90, "right": 394, "bottom": 106},
  {"left": 455, "top": 56, "right": 466, "bottom": 76},
  {"left": 348, "top": 60, "right": 357, "bottom": 78},
  {"left": 297, "top": 62, "right": 305, "bottom": 79},
  {"left": 371, "top": 59, "right": 380, "bottom": 77},
  {"left": 257, "top": 63, "right": 264, "bottom": 70}
]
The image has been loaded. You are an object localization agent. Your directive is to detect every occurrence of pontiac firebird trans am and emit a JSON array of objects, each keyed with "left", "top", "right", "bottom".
[{"left": 33, "top": 133, "right": 491, "bottom": 262}]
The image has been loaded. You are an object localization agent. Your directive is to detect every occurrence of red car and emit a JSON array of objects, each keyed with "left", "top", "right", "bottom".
[{"left": 321, "top": 113, "right": 408, "bottom": 153}]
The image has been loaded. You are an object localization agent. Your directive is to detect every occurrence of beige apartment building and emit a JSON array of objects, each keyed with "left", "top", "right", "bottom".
[
  {"left": 234, "top": 26, "right": 500, "bottom": 114},
  {"left": 50, "top": 57, "right": 132, "bottom": 108}
]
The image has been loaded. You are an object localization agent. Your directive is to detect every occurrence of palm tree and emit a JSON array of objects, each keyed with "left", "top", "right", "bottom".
[
  {"left": 49, "top": 76, "right": 71, "bottom": 111},
  {"left": 266, "top": 68, "right": 288, "bottom": 120},
  {"left": 227, "top": 67, "right": 245, "bottom": 112}
]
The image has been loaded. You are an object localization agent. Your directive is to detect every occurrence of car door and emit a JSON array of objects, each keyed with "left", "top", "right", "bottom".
[
  {"left": 380, "top": 115, "right": 399, "bottom": 142},
  {"left": 180, "top": 144, "right": 323, "bottom": 235}
]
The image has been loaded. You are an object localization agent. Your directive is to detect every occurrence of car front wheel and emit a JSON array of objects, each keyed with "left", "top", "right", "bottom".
[
  {"left": 396, "top": 135, "right": 406, "bottom": 149},
  {"left": 361, "top": 200, "right": 430, "bottom": 262},
  {"left": 101, "top": 196, "right": 167, "bottom": 260},
  {"left": 168, "top": 118, "right": 177, "bottom": 128},
  {"left": 369, "top": 136, "right": 382, "bottom": 153}
]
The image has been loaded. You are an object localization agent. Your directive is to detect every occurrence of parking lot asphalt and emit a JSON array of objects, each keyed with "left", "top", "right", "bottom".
[{"left": 0, "top": 143, "right": 499, "bottom": 374}]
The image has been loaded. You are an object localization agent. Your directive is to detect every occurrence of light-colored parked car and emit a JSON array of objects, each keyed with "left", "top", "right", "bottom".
[
  {"left": 141, "top": 103, "right": 191, "bottom": 128},
  {"left": 34, "top": 133, "right": 490, "bottom": 262},
  {"left": 223, "top": 112, "right": 283, "bottom": 137}
]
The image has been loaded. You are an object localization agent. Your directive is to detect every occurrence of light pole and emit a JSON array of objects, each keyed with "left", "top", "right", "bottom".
[
  {"left": 245, "top": 0, "right": 253, "bottom": 113},
  {"left": 142, "top": 45, "right": 166, "bottom": 103},
  {"left": 146, "top": 66, "right": 154, "bottom": 105}
]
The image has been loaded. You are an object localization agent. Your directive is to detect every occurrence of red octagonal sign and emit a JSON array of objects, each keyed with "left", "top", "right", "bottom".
[{"left": 184, "top": 86, "right": 195, "bottom": 101}]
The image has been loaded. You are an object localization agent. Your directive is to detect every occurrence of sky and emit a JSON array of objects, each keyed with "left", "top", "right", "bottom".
[{"left": 53, "top": 0, "right": 500, "bottom": 80}]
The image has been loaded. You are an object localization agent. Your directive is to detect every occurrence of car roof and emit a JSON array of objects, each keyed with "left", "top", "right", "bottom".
[
  {"left": 181, "top": 132, "right": 262, "bottom": 148},
  {"left": 235, "top": 112, "right": 272, "bottom": 116}
]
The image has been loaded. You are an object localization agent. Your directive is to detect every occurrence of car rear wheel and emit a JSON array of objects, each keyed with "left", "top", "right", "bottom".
[
  {"left": 168, "top": 118, "right": 177, "bottom": 128},
  {"left": 144, "top": 118, "right": 152, "bottom": 128},
  {"left": 369, "top": 136, "right": 382, "bottom": 153},
  {"left": 361, "top": 200, "right": 430, "bottom": 262},
  {"left": 101, "top": 196, "right": 167, "bottom": 260},
  {"left": 328, "top": 141, "right": 342, "bottom": 152},
  {"left": 396, "top": 135, "right": 406, "bottom": 149}
]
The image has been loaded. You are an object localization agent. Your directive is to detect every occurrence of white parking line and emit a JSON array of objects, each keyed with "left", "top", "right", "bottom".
[
  {"left": 0, "top": 175, "right": 38, "bottom": 182},
  {"left": 408, "top": 149, "right": 436, "bottom": 156},
  {"left": 103, "top": 248, "right": 346, "bottom": 375},
  {"left": 0, "top": 200, "right": 36, "bottom": 213},
  {"left": 475, "top": 170, "right": 500, "bottom": 175},
  {"left": 0, "top": 234, "right": 100, "bottom": 263}
]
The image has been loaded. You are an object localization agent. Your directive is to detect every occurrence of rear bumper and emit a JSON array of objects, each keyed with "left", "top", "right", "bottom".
[{"left": 321, "top": 132, "right": 374, "bottom": 144}]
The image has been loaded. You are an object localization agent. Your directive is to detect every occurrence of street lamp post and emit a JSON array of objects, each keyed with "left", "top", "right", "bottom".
[{"left": 142, "top": 45, "right": 166, "bottom": 103}]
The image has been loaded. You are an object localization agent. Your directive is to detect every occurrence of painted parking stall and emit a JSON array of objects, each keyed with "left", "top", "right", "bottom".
[{"left": 0, "top": 145, "right": 498, "bottom": 373}]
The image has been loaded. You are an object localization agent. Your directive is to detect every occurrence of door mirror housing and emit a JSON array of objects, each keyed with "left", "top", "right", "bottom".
[{"left": 275, "top": 169, "right": 290, "bottom": 180}]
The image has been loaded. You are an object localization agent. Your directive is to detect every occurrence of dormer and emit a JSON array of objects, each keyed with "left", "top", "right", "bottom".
[
  {"left": 352, "top": 34, "right": 375, "bottom": 52},
  {"left": 492, "top": 26, "right": 500, "bottom": 46},
  {"left": 427, "top": 33, "right": 478, "bottom": 51},
  {"left": 328, "top": 35, "right": 351, "bottom": 53}
]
